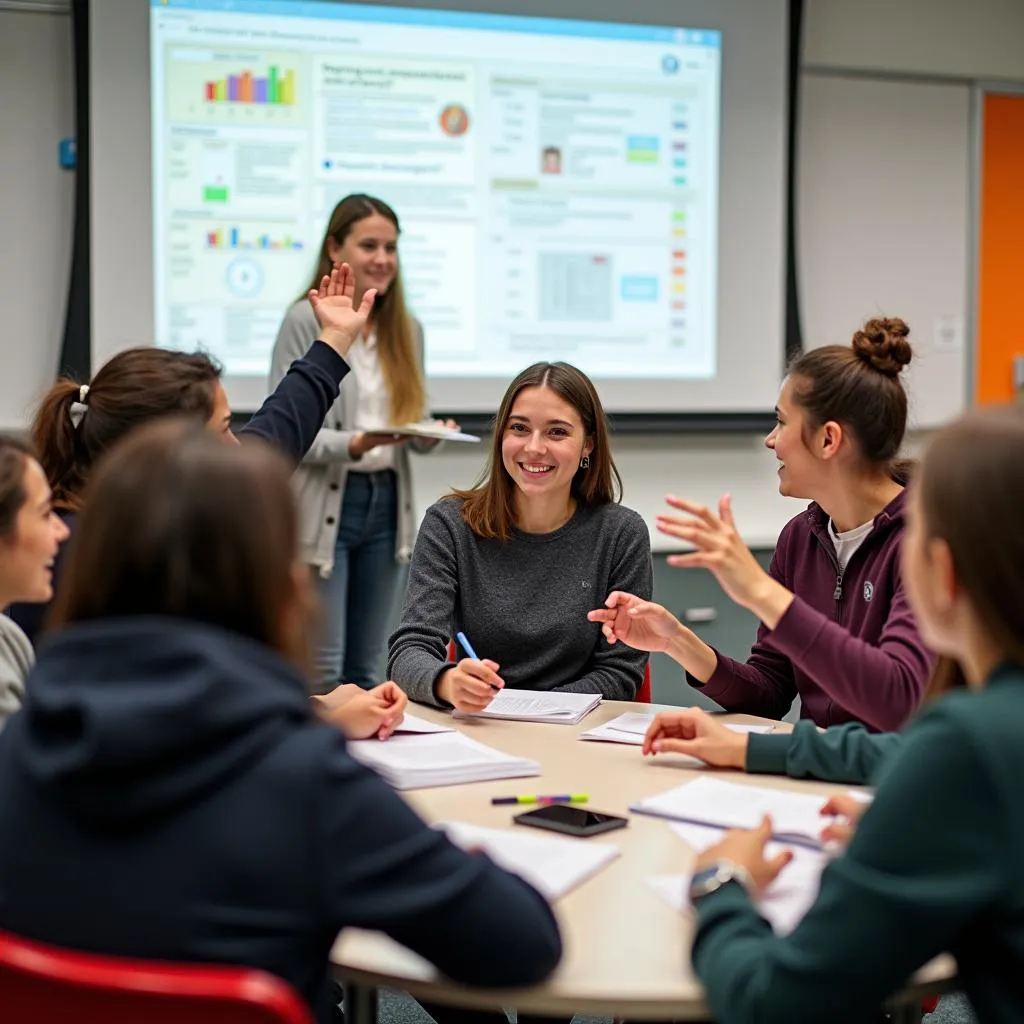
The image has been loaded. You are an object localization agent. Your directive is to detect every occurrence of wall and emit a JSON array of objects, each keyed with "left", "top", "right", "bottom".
[{"left": 0, "top": 0, "right": 1020, "bottom": 546}]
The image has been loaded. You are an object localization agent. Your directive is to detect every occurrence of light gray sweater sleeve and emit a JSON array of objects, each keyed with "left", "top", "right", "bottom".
[
  {"left": 550, "top": 514, "right": 652, "bottom": 700},
  {"left": 387, "top": 506, "right": 458, "bottom": 706},
  {"left": 0, "top": 615, "right": 34, "bottom": 730},
  {"left": 269, "top": 302, "right": 361, "bottom": 465}
]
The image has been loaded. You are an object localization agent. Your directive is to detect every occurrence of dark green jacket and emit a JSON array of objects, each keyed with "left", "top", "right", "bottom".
[
  {"left": 694, "top": 662, "right": 1024, "bottom": 1023},
  {"left": 746, "top": 719, "right": 902, "bottom": 784}
]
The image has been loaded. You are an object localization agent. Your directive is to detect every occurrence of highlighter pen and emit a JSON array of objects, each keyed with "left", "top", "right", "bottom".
[
  {"left": 492, "top": 795, "right": 589, "bottom": 806},
  {"left": 455, "top": 631, "right": 501, "bottom": 692}
]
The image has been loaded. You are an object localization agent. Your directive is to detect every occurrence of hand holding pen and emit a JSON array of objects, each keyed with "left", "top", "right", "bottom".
[{"left": 434, "top": 631, "right": 505, "bottom": 712}]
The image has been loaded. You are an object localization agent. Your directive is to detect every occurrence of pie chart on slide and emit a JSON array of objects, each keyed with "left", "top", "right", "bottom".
[{"left": 226, "top": 258, "right": 263, "bottom": 298}]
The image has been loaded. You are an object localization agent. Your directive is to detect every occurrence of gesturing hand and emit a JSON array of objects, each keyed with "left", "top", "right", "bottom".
[
  {"left": 657, "top": 494, "right": 794, "bottom": 628},
  {"left": 587, "top": 591, "right": 682, "bottom": 653},
  {"left": 308, "top": 262, "right": 376, "bottom": 358},
  {"left": 641, "top": 707, "right": 748, "bottom": 769}
]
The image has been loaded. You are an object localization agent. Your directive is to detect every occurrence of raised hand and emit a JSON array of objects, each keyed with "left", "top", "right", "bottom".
[
  {"left": 641, "top": 707, "right": 748, "bottom": 769},
  {"left": 308, "top": 262, "right": 376, "bottom": 358},
  {"left": 587, "top": 591, "right": 683, "bottom": 653}
]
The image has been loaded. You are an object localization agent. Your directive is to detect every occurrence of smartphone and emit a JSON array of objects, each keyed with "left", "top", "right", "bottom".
[{"left": 513, "top": 804, "right": 628, "bottom": 838}]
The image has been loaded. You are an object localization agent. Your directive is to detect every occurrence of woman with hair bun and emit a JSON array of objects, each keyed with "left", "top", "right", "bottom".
[{"left": 591, "top": 317, "right": 934, "bottom": 732}]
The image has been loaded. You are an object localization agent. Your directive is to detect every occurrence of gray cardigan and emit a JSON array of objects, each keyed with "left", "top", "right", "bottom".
[
  {"left": 0, "top": 614, "right": 33, "bottom": 732},
  {"left": 269, "top": 301, "right": 437, "bottom": 575}
]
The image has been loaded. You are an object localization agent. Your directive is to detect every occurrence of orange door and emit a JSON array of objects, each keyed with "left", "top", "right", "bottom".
[{"left": 976, "top": 92, "right": 1024, "bottom": 404}]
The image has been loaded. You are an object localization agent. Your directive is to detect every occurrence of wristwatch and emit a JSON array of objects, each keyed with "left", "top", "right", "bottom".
[{"left": 688, "top": 859, "right": 754, "bottom": 902}]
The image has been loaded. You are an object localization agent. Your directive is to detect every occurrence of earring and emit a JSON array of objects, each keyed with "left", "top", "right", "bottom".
[{"left": 580, "top": 454, "right": 591, "bottom": 469}]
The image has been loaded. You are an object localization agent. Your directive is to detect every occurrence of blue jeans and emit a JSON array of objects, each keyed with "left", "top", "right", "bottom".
[{"left": 313, "top": 470, "right": 402, "bottom": 693}]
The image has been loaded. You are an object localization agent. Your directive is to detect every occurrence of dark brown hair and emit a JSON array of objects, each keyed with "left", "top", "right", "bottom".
[
  {"left": 32, "top": 348, "right": 222, "bottom": 511},
  {"left": 452, "top": 362, "right": 622, "bottom": 541},
  {"left": 0, "top": 435, "right": 34, "bottom": 541},
  {"left": 305, "top": 194, "right": 424, "bottom": 424},
  {"left": 789, "top": 317, "right": 913, "bottom": 471},
  {"left": 49, "top": 420, "right": 309, "bottom": 668},
  {"left": 918, "top": 405, "right": 1024, "bottom": 696}
]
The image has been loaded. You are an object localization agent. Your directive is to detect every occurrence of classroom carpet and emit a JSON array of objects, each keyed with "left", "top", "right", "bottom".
[{"left": 377, "top": 988, "right": 975, "bottom": 1024}]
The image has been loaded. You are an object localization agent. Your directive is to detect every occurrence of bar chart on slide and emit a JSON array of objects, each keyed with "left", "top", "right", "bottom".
[
  {"left": 164, "top": 48, "right": 303, "bottom": 124},
  {"left": 203, "top": 67, "right": 296, "bottom": 106}
]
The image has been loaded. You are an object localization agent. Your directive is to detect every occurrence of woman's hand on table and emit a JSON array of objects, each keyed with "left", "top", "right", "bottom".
[
  {"left": 819, "top": 792, "right": 870, "bottom": 848},
  {"left": 694, "top": 816, "right": 794, "bottom": 893},
  {"left": 641, "top": 707, "right": 749, "bottom": 770},
  {"left": 313, "top": 681, "right": 407, "bottom": 740},
  {"left": 436, "top": 659, "right": 504, "bottom": 711}
]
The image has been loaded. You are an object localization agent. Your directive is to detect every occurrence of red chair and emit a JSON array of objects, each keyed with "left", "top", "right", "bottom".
[
  {"left": 0, "top": 928, "right": 313, "bottom": 1024},
  {"left": 448, "top": 641, "right": 652, "bottom": 703}
]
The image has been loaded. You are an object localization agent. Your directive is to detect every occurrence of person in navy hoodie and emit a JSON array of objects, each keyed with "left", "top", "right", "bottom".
[
  {"left": 10, "top": 264, "right": 375, "bottom": 646},
  {"left": 0, "top": 420, "right": 562, "bottom": 1024},
  {"left": 591, "top": 317, "right": 934, "bottom": 732}
]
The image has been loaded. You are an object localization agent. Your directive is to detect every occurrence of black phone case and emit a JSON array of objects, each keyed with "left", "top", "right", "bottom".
[{"left": 512, "top": 809, "right": 629, "bottom": 838}]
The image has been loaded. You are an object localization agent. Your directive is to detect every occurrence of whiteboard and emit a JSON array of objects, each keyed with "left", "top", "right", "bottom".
[{"left": 796, "top": 72, "right": 971, "bottom": 429}]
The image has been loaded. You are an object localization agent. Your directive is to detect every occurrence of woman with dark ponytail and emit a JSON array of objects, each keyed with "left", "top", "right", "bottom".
[
  {"left": 10, "top": 264, "right": 373, "bottom": 644},
  {"left": 593, "top": 317, "right": 934, "bottom": 733}
]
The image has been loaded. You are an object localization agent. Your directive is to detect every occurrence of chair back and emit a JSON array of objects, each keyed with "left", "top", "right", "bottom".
[{"left": 0, "top": 929, "right": 313, "bottom": 1024}]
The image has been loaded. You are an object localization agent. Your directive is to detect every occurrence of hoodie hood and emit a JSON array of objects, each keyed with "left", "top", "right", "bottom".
[{"left": 9, "top": 618, "right": 313, "bottom": 829}]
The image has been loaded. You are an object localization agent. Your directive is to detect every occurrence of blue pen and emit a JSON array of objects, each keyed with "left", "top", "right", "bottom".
[{"left": 455, "top": 631, "right": 501, "bottom": 692}]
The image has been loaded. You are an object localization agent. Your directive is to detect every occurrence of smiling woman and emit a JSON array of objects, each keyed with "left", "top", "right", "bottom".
[
  {"left": 388, "top": 362, "right": 652, "bottom": 711},
  {"left": 0, "top": 437, "right": 70, "bottom": 729}
]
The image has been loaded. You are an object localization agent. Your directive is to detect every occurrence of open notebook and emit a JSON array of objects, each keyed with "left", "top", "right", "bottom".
[
  {"left": 579, "top": 712, "right": 773, "bottom": 747},
  {"left": 439, "top": 822, "right": 621, "bottom": 900},
  {"left": 453, "top": 688, "right": 601, "bottom": 725},
  {"left": 631, "top": 776, "right": 831, "bottom": 850},
  {"left": 347, "top": 731, "right": 539, "bottom": 790}
]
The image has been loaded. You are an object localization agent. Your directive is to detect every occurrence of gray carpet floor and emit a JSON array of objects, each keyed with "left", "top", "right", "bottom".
[{"left": 378, "top": 988, "right": 975, "bottom": 1024}]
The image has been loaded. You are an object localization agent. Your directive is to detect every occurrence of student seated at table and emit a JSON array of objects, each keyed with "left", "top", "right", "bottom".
[
  {"left": 0, "top": 437, "right": 69, "bottom": 729},
  {"left": 389, "top": 361, "right": 652, "bottom": 710},
  {"left": 0, "top": 421, "right": 562, "bottom": 1024},
  {"left": 590, "top": 318, "right": 933, "bottom": 732},
  {"left": 9, "top": 265, "right": 372, "bottom": 646},
  {"left": 671, "top": 405, "right": 1024, "bottom": 1024}
]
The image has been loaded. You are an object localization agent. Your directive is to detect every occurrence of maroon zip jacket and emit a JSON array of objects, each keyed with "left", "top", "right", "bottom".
[{"left": 692, "top": 491, "right": 935, "bottom": 731}]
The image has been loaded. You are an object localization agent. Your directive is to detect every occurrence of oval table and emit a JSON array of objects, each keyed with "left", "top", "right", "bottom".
[{"left": 332, "top": 701, "right": 956, "bottom": 1023}]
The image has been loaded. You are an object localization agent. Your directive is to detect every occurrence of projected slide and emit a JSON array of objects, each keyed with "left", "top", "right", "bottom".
[{"left": 151, "top": 0, "right": 721, "bottom": 382}]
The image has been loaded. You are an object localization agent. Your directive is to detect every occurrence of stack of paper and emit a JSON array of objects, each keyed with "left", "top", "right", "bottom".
[
  {"left": 391, "top": 713, "right": 454, "bottom": 735},
  {"left": 439, "top": 821, "right": 621, "bottom": 899},
  {"left": 348, "top": 731, "right": 539, "bottom": 790},
  {"left": 454, "top": 688, "right": 601, "bottom": 725},
  {"left": 579, "top": 713, "right": 772, "bottom": 747},
  {"left": 648, "top": 821, "right": 828, "bottom": 934},
  {"left": 631, "top": 776, "right": 829, "bottom": 850}
]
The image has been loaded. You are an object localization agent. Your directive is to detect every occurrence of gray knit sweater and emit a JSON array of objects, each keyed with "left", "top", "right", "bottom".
[
  {"left": 0, "top": 614, "right": 33, "bottom": 732},
  {"left": 388, "top": 497, "right": 652, "bottom": 707}
]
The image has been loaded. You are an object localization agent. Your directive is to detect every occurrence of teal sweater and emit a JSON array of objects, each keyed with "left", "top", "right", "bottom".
[{"left": 694, "top": 662, "right": 1024, "bottom": 1023}]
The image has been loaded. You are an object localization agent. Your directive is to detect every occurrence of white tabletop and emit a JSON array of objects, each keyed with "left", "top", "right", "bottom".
[{"left": 332, "top": 701, "right": 956, "bottom": 1020}]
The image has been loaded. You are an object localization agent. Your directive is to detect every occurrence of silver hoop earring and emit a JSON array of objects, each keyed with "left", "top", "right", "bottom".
[{"left": 580, "top": 455, "right": 591, "bottom": 470}]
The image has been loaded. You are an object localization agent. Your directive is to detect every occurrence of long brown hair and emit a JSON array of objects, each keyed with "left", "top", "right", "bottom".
[
  {"left": 453, "top": 362, "right": 621, "bottom": 541},
  {"left": 306, "top": 194, "right": 425, "bottom": 424},
  {"left": 917, "top": 405, "right": 1024, "bottom": 696},
  {"left": 0, "top": 435, "right": 34, "bottom": 541},
  {"left": 49, "top": 420, "right": 310, "bottom": 669},
  {"left": 32, "top": 348, "right": 222, "bottom": 511},
  {"left": 789, "top": 317, "right": 913, "bottom": 475}
]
